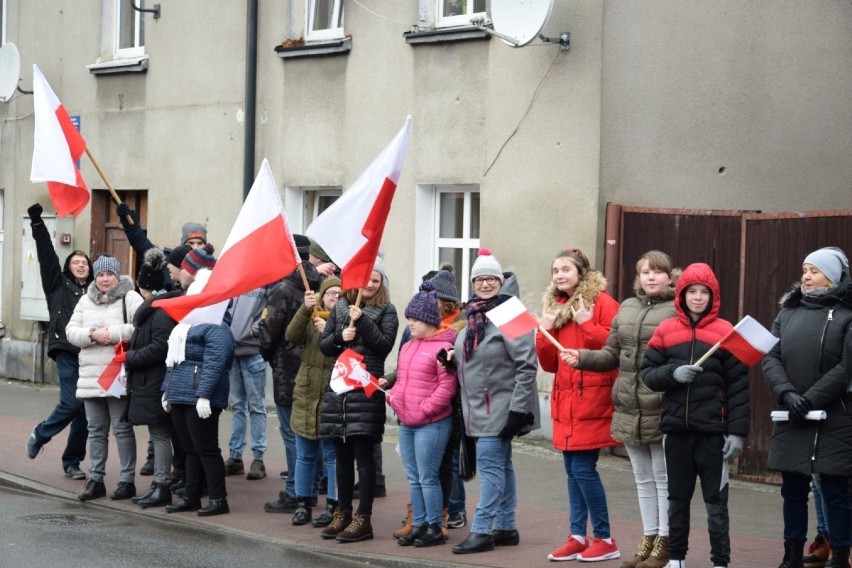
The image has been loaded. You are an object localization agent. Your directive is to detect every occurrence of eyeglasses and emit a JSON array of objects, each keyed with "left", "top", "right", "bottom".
[
  {"left": 324, "top": 290, "right": 340, "bottom": 297},
  {"left": 473, "top": 276, "right": 499, "bottom": 286}
]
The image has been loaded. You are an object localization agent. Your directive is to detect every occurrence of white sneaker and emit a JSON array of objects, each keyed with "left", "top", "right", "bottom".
[{"left": 665, "top": 561, "right": 686, "bottom": 568}]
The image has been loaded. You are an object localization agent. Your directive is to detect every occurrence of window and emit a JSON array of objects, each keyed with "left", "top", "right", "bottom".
[
  {"left": 115, "top": 0, "right": 145, "bottom": 58},
  {"left": 436, "top": 0, "right": 485, "bottom": 29},
  {"left": 284, "top": 186, "right": 342, "bottom": 234},
  {"left": 306, "top": 0, "right": 344, "bottom": 42},
  {"left": 0, "top": 0, "right": 6, "bottom": 45},
  {"left": 415, "top": 184, "right": 480, "bottom": 301}
]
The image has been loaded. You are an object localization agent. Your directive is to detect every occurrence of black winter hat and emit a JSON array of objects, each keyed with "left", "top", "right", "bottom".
[{"left": 137, "top": 248, "right": 167, "bottom": 292}]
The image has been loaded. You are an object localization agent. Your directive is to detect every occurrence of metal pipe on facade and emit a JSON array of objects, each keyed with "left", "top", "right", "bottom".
[
  {"left": 243, "top": 0, "right": 259, "bottom": 200},
  {"left": 603, "top": 202, "right": 622, "bottom": 298}
]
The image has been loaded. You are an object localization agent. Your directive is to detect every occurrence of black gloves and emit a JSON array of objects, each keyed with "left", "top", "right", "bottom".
[
  {"left": 27, "top": 203, "right": 43, "bottom": 225},
  {"left": 116, "top": 202, "right": 138, "bottom": 225},
  {"left": 783, "top": 392, "right": 812, "bottom": 419},
  {"left": 499, "top": 411, "right": 534, "bottom": 440}
]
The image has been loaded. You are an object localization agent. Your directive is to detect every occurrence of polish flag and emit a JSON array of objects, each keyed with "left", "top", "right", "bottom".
[
  {"left": 329, "top": 348, "right": 381, "bottom": 397},
  {"left": 30, "top": 64, "right": 90, "bottom": 218},
  {"left": 720, "top": 315, "right": 779, "bottom": 366},
  {"left": 487, "top": 296, "right": 539, "bottom": 340},
  {"left": 97, "top": 342, "right": 128, "bottom": 398},
  {"left": 154, "top": 159, "right": 300, "bottom": 323},
  {"left": 306, "top": 116, "right": 411, "bottom": 290}
]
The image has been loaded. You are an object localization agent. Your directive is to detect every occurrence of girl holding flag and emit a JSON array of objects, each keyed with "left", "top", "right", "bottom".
[
  {"left": 319, "top": 259, "right": 399, "bottom": 543},
  {"left": 66, "top": 255, "right": 143, "bottom": 501}
]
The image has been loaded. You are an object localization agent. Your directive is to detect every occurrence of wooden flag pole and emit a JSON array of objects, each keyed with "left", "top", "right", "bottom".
[
  {"left": 84, "top": 148, "right": 134, "bottom": 225},
  {"left": 348, "top": 289, "right": 363, "bottom": 329},
  {"left": 538, "top": 325, "right": 566, "bottom": 352},
  {"left": 297, "top": 263, "right": 319, "bottom": 318}
]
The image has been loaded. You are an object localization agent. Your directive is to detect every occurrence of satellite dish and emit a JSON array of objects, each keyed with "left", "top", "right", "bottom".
[
  {"left": 490, "top": 0, "right": 554, "bottom": 47},
  {"left": 0, "top": 43, "right": 21, "bottom": 102}
]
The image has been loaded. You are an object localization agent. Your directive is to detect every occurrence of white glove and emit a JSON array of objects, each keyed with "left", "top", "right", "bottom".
[
  {"left": 161, "top": 394, "right": 171, "bottom": 413},
  {"left": 722, "top": 434, "right": 744, "bottom": 460},
  {"left": 673, "top": 364, "right": 703, "bottom": 384},
  {"left": 196, "top": 397, "right": 211, "bottom": 419}
]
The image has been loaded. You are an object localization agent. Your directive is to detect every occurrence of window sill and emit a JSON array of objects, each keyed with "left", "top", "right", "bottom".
[
  {"left": 275, "top": 38, "right": 352, "bottom": 59},
  {"left": 87, "top": 56, "right": 149, "bottom": 75},
  {"left": 403, "top": 27, "right": 491, "bottom": 45}
]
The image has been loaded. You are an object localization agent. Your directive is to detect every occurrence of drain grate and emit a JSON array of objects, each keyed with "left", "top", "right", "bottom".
[{"left": 20, "top": 513, "right": 103, "bottom": 526}]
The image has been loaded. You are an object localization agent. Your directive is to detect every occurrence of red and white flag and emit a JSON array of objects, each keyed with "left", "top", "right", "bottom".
[
  {"left": 306, "top": 116, "right": 411, "bottom": 290},
  {"left": 487, "top": 296, "right": 539, "bottom": 340},
  {"left": 720, "top": 315, "right": 779, "bottom": 366},
  {"left": 329, "top": 348, "right": 381, "bottom": 397},
  {"left": 97, "top": 342, "right": 128, "bottom": 398},
  {"left": 30, "top": 64, "right": 90, "bottom": 218},
  {"left": 154, "top": 159, "right": 300, "bottom": 323}
]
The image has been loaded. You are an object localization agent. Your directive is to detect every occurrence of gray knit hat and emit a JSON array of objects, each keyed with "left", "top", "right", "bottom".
[
  {"left": 803, "top": 247, "right": 849, "bottom": 285},
  {"left": 180, "top": 222, "right": 207, "bottom": 246},
  {"left": 470, "top": 248, "right": 504, "bottom": 283},
  {"left": 429, "top": 269, "right": 459, "bottom": 302},
  {"left": 92, "top": 255, "right": 121, "bottom": 279}
]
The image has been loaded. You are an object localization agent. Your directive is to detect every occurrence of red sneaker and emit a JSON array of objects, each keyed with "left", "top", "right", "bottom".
[
  {"left": 578, "top": 537, "right": 621, "bottom": 562},
  {"left": 548, "top": 536, "right": 588, "bottom": 561}
]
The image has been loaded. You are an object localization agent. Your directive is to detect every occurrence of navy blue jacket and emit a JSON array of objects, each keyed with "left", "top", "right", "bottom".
[{"left": 162, "top": 322, "right": 235, "bottom": 409}]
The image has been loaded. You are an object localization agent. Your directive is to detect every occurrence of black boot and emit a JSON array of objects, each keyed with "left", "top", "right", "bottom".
[
  {"left": 78, "top": 479, "right": 106, "bottom": 501},
  {"left": 165, "top": 497, "right": 201, "bottom": 513},
  {"left": 827, "top": 547, "right": 850, "bottom": 568},
  {"left": 132, "top": 482, "right": 157, "bottom": 504},
  {"left": 312, "top": 499, "right": 337, "bottom": 528},
  {"left": 197, "top": 498, "right": 229, "bottom": 517},
  {"left": 415, "top": 523, "right": 446, "bottom": 547},
  {"left": 398, "top": 524, "right": 427, "bottom": 546},
  {"left": 137, "top": 482, "right": 173, "bottom": 509},
  {"left": 292, "top": 500, "right": 312, "bottom": 526},
  {"left": 779, "top": 539, "right": 805, "bottom": 568}
]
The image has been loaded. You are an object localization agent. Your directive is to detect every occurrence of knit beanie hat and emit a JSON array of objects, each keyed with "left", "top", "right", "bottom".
[
  {"left": 167, "top": 245, "right": 192, "bottom": 269},
  {"left": 309, "top": 240, "right": 331, "bottom": 263},
  {"left": 803, "top": 247, "right": 849, "bottom": 285},
  {"left": 405, "top": 281, "right": 441, "bottom": 327},
  {"left": 180, "top": 222, "right": 207, "bottom": 246},
  {"left": 93, "top": 255, "right": 121, "bottom": 279},
  {"left": 373, "top": 256, "right": 390, "bottom": 290},
  {"left": 182, "top": 243, "right": 216, "bottom": 276},
  {"left": 137, "top": 248, "right": 167, "bottom": 292},
  {"left": 470, "top": 248, "right": 504, "bottom": 283},
  {"left": 429, "top": 269, "right": 459, "bottom": 302},
  {"left": 293, "top": 234, "right": 311, "bottom": 262}
]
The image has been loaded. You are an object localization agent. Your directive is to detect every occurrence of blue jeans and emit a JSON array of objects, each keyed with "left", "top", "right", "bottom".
[
  {"left": 812, "top": 474, "right": 829, "bottom": 536},
  {"left": 228, "top": 354, "right": 267, "bottom": 461},
  {"left": 448, "top": 447, "right": 467, "bottom": 515},
  {"left": 295, "top": 434, "right": 337, "bottom": 500},
  {"left": 399, "top": 418, "right": 452, "bottom": 526},
  {"left": 276, "top": 405, "right": 297, "bottom": 496},
  {"left": 471, "top": 436, "right": 517, "bottom": 534},
  {"left": 35, "top": 352, "right": 88, "bottom": 469},
  {"left": 564, "top": 449, "right": 611, "bottom": 539}
]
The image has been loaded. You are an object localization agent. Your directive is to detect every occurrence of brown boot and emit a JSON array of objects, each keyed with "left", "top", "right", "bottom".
[
  {"left": 392, "top": 503, "right": 413, "bottom": 539},
  {"left": 336, "top": 513, "right": 373, "bottom": 542},
  {"left": 441, "top": 507, "right": 449, "bottom": 539},
  {"left": 621, "top": 534, "right": 656, "bottom": 568},
  {"left": 637, "top": 535, "right": 670, "bottom": 568},
  {"left": 320, "top": 508, "right": 352, "bottom": 540}
]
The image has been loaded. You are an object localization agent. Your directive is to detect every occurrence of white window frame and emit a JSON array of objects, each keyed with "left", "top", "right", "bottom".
[
  {"left": 114, "top": 0, "right": 145, "bottom": 59},
  {"left": 306, "top": 0, "right": 345, "bottom": 42},
  {"left": 284, "top": 186, "right": 342, "bottom": 234},
  {"left": 0, "top": 0, "right": 6, "bottom": 45},
  {"left": 436, "top": 0, "right": 485, "bottom": 29},
  {"left": 0, "top": 189, "right": 5, "bottom": 323},
  {"left": 414, "top": 184, "right": 480, "bottom": 301}
]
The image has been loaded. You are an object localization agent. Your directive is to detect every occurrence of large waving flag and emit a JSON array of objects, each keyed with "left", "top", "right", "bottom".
[
  {"left": 719, "top": 315, "right": 779, "bottom": 366},
  {"left": 306, "top": 116, "right": 412, "bottom": 290},
  {"left": 30, "top": 64, "right": 90, "bottom": 217},
  {"left": 154, "top": 159, "right": 300, "bottom": 322}
]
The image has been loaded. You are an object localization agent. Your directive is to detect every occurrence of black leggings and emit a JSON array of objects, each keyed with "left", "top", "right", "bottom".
[{"left": 334, "top": 437, "right": 376, "bottom": 515}]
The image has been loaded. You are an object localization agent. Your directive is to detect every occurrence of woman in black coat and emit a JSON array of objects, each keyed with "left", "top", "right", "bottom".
[
  {"left": 763, "top": 247, "right": 852, "bottom": 568},
  {"left": 318, "top": 261, "right": 398, "bottom": 543},
  {"left": 125, "top": 249, "right": 180, "bottom": 508}
]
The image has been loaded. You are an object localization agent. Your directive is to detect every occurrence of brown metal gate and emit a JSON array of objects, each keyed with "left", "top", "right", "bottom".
[{"left": 607, "top": 205, "right": 852, "bottom": 482}]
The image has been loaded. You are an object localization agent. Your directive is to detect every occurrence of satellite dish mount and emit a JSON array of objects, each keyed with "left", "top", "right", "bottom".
[{"left": 473, "top": 0, "right": 567, "bottom": 50}]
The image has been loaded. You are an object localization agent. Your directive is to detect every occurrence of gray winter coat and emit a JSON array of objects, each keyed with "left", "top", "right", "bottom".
[
  {"left": 454, "top": 273, "right": 540, "bottom": 437},
  {"left": 577, "top": 289, "right": 676, "bottom": 445}
]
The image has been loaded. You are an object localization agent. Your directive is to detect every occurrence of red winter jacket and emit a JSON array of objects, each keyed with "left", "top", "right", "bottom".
[{"left": 536, "top": 271, "right": 620, "bottom": 451}]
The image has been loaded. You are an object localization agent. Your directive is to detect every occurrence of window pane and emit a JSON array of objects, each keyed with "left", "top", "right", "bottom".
[
  {"left": 439, "top": 192, "right": 464, "bottom": 238},
  {"left": 470, "top": 192, "right": 480, "bottom": 239},
  {"left": 443, "top": 0, "right": 467, "bottom": 17},
  {"left": 119, "top": 3, "right": 135, "bottom": 49},
  {"left": 473, "top": 0, "right": 485, "bottom": 13},
  {"left": 438, "top": 248, "right": 462, "bottom": 277},
  {"left": 312, "top": 0, "right": 334, "bottom": 31},
  {"left": 317, "top": 194, "right": 339, "bottom": 216}
]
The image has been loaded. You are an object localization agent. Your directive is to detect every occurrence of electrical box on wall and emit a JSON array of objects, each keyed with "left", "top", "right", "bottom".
[{"left": 21, "top": 214, "right": 77, "bottom": 321}]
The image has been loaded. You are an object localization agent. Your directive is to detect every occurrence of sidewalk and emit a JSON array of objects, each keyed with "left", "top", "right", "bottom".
[{"left": 1, "top": 378, "right": 786, "bottom": 567}]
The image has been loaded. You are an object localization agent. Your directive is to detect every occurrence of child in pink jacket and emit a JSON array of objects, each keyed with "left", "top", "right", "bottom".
[{"left": 387, "top": 281, "right": 458, "bottom": 548}]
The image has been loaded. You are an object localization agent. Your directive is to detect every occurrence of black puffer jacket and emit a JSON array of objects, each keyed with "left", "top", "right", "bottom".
[
  {"left": 641, "top": 263, "right": 750, "bottom": 437},
  {"left": 126, "top": 290, "right": 180, "bottom": 425},
  {"left": 31, "top": 220, "right": 92, "bottom": 359},
  {"left": 318, "top": 294, "right": 399, "bottom": 441},
  {"left": 763, "top": 277, "right": 852, "bottom": 476},
  {"left": 257, "top": 263, "right": 321, "bottom": 407}
]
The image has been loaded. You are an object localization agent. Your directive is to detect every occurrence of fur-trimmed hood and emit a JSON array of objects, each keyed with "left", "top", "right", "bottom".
[
  {"left": 542, "top": 270, "right": 608, "bottom": 329},
  {"left": 86, "top": 275, "right": 136, "bottom": 305},
  {"left": 779, "top": 276, "right": 852, "bottom": 309}
]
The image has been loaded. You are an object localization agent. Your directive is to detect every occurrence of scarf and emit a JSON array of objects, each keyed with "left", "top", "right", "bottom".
[{"left": 463, "top": 295, "right": 507, "bottom": 361}]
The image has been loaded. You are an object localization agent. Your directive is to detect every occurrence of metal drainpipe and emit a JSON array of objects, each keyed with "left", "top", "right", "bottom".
[
  {"left": 244, "top": 0, "right": 259, "bottom": 201},
  {"left": 603, "top": 202, "right": 622, "bottom": 298}
]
